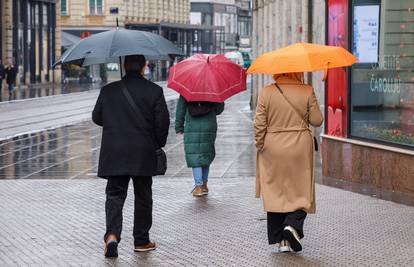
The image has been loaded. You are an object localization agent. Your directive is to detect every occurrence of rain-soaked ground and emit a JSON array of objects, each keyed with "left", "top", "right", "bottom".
[
  {"left": 0, "top": 82, "right": 103, "bottom": 102},
  {"left": 0, "top": 88, "right": 413, "bottom": 206},
  {"left": 1, "top": 90, "right": 414, "bottom": 266},
  {"left": 0, "top": 91, "right": 256, "bottom": 181}
]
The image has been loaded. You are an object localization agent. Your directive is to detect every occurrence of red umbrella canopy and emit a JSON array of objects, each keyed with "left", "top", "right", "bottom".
[{"left": 168, "top": 54, "right": 247, "bottom": 103}]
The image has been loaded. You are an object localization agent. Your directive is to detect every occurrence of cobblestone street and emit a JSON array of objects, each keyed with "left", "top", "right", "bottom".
[{"left": 0, "top": 90, "right": 414, "bottom": 266}]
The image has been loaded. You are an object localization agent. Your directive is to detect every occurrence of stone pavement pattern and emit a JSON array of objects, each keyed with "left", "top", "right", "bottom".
[
  {"left": 0, "top": 90, "right": 414, "bottom": 266},
  {"left": 1, "top": 179, "right": 414, "bottom": 266}
]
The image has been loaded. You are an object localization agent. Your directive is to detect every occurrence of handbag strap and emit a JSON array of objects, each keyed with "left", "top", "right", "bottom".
[
  {"left": 120, "top": 80, "right": 151, "bottom": 132},
  {"left": 274, "top": 83, "right": 310, "bottom": 130}
]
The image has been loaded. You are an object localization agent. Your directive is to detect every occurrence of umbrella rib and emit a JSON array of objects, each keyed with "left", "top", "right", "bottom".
[
  {"left": 109, "top": 29, "right": 120, "bottom": 57},
  {"left": 142, "top": 31, "right": 163, "bottom": 55}
]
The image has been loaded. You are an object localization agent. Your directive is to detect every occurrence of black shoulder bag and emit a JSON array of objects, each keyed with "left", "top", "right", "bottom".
[
  {"left": 120, "top": 81, "right": 167, "bottom": 175},
  {"left": 274, "top": 83, "right": 319, "bottom": 151}
]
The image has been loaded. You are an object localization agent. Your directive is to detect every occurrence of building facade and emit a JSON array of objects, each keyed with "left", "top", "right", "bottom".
[
  {"left": 61, "top": 0, "right": 223, "bottom": 81},
  {"left": 60, "top": 0, "right": 193, "bottom": 50},
  {"left": 323, "top": 0, "right": 414, "bottom": 202},
  {"left": 0, "top": 0, "right": 61, "bottom": 86},
  {"left": 61, "top": 0, "right": 190, "bottom": 32},
  {"left": 190, "top": 0, "right": 252, "bottom": 51},
  {"left": 236, "top": 0, "right": 252, "bottom": 48},
  {"left": 251, "top": 0, "right": 326, "bottom": 105},
  {"left": 252, "top": 0, "right": 414, "bottom": 202}
]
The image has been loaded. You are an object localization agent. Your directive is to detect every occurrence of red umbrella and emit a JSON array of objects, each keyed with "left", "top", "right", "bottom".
[{"left": 168, "top": 54, "right": 247, "bottom": 103}]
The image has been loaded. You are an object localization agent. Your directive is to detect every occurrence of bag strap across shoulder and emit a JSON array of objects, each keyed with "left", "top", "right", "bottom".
[
  {"left": 274, "top": 83, "right": 319, "bottom": 151},
  {"left": 120, "top": 80, "right": 151, "bottom": 132},
  {"left": 274, "top": 83, "right": 309, "bottom": 129}
]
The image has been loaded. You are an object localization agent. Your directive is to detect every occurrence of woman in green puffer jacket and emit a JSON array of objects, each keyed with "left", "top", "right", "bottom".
[{"left": 175, "top": 95, "right": 225, "bottom": 197}]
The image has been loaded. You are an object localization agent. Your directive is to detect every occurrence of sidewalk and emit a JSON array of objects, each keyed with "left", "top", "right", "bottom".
[{"left": 0, "top": 91, "right": 414, "bottom": 266}]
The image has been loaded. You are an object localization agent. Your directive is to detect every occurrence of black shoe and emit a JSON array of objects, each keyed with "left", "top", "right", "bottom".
[
  {"left": 105, "top": 240, "right": 118, "bottom": 258},
  {"left": 283, "top": 226, "right": 302, "bottom": 252}
]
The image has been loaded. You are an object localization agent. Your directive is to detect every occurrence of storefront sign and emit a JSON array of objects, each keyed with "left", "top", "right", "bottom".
[
  {"left": 369, "top": 75, "right": 401, "bottom": 94},
  {"left": 369, "top": 55, "right": 402, "bottom": 94},
  {"left": 353, "top": 5, "right": 380, "bottom": 63}
]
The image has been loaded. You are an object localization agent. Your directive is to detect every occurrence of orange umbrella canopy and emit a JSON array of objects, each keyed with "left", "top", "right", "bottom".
[{"left": 247, "top": 42, "right": 358, "bottom": 78}]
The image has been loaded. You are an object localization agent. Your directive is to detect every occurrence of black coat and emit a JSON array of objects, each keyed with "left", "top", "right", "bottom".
[
  {"left": 5, "top": 66, "right": 17, "bottom": 84},
  {"left": 92, "top": 73, "right": 170, "bottom": 178}
]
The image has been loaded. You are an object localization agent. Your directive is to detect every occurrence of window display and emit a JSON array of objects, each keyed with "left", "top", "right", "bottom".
[{"left": 351, "top": 0, "right": 414, "bottom": 147}]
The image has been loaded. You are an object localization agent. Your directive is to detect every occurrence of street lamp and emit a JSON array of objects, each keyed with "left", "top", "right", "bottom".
[{"left": 110, "top": 7, "right": 122, "bottom": 77}]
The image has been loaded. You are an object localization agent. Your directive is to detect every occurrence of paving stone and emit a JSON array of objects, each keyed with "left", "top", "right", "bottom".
[
  {"left": 1, "top": 90, "right": 414, "bottom": 266},
  {"left": 1, "top": 178, "right": 414, "bottom": 266}
]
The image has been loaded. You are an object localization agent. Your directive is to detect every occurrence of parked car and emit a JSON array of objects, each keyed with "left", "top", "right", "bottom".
[
  {"left": 241, "top": 51, "right": 252, "bottom": 69},
  {"left": 224, "top": 51, "right": 244, "bottom": 67}
]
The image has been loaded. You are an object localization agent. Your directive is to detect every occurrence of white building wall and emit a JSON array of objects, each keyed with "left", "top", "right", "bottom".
[{"left": 252, "top": 0, "right": 326, "bottom": 107}]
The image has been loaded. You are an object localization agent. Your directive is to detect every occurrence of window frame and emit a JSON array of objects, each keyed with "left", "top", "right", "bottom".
[
  {"left": 88, "top": 0, "right": 104, "bottom": 16},
  {"left": 348, "top": 0, "right": 414, "bottom": 150},
  {"left": 61, "top": 0, "right": 68, "bottom": 16}
]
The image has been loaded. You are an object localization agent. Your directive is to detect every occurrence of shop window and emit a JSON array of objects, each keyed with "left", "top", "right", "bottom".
[
  {"left": 351, "top": 0, "right": 414, "bottom": 147},
  {"left": 89, "top": 0, "right": 103, "bottom": 15}
]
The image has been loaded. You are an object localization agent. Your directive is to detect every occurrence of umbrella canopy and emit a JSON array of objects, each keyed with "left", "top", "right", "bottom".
[
  {"left": 61, "top": 31, "right": 81, "bottom": 49},
  {"left": 168, "top": 54, "right": 247, "bottom": 103},
  {"left": 54, "top": 28, "right": 183, "bottom": 67},
  {"left": 247, "top": 42, "right": 358, "bottom": 80}
]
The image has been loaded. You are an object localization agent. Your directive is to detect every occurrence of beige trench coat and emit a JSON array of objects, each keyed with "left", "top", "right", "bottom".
[{"left": 254, "top": 77, "right": 323, "bottom": 214}]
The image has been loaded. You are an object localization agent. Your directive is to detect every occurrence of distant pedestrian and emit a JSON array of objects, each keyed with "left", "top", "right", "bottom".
[
  {"left": 0, "top": 59, "right": 5, "bottom": 92},
  {"left": 148, "top": 61, "right": 155, "bottom": 81},
  {"left": 5, "top": 61, "right": 17, "bottom": 99},
  {"left": 254, "top": 72, "right": 323, "bottom": 253},
  {"left": 92, "top": 55, "right": 170, "bottom": 258},
  {"left": 175, "top": 97, "right": 224, "bottom": 197}
]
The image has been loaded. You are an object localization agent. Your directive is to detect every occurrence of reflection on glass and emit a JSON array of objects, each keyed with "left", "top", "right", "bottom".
[{"left": 351, "top": 0, "right": 414, "bottom": 147}]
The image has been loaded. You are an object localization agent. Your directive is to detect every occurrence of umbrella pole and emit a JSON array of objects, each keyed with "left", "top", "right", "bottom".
[
  {"left": 116, "top": 17, "right": 123, "bottom": 78},
  {"left": 119, "top": 57, "right": 123, "bottom": 78}
]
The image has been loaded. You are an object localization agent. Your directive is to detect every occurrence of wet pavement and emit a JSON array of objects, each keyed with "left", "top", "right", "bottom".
[
  {"left": 0, "top": 81, "right": 174, "bottom": 141},
  {"left": 0, "top": 91, "right": 251, "bottom": 180},
  {"left": 1, "top": 90, "right": 414, "bottom": 266},
  {"left": 0, "top": 82, "right": 102, "bottom": 102}
]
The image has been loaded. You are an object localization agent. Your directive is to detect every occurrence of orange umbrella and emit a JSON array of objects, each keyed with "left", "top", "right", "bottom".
[{"left": 247, "top": 42, "right": 358, "bottom": 80}]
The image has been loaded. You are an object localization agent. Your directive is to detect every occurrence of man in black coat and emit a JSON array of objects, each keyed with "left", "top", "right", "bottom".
[
  {"left": 5, "top": 62, "right": 17, "bottom": 99},
  {"left": 92, "top": 55, "right": 170, "bottom": 258}
]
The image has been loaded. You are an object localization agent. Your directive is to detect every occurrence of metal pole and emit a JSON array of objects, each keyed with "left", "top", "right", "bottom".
[
  {"left": 117, "top": 17, "right": 123, "bottom": 78},
  {"left": 119, "top": 57, "right": 123, "bottom": 78}
]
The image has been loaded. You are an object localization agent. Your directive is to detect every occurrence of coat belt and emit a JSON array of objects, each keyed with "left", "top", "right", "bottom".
[{"left": 266, "top": 127, "right": 310, "bottom": 133}]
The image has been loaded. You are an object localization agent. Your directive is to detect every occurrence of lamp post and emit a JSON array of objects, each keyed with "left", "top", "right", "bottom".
[{"left": 110, "top": 7, "right": 122, "bottom": 77}]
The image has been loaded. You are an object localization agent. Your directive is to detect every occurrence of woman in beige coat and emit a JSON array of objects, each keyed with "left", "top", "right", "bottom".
[{"left": 254, "top": 72, "right": 323, "bottom": 253}]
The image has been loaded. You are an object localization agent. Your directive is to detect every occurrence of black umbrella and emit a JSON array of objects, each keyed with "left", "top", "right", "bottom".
[{"left": 54, "top": 28, "right": 183, "bottom": 67}]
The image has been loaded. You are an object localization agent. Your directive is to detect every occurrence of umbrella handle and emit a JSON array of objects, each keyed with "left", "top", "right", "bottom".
[{"left": 322, "top": 62, "right": 329, "bottom": 81}]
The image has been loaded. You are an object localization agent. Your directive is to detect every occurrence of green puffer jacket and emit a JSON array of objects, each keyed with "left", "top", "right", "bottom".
[{"left": 175, "top": 96, "right": 225, "bottom": 168}]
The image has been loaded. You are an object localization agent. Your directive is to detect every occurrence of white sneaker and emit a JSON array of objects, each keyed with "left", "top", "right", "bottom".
[
  {"left": 283, "top": 226, "right": 302, "bottom": 252},
  {"left": 278, "top": 240, "right": 291, "bottom": 253}
]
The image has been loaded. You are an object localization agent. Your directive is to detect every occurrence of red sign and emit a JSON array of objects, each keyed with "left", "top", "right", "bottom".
[{"left": 327, "top": 0, "right": 349, "bottom": 137}]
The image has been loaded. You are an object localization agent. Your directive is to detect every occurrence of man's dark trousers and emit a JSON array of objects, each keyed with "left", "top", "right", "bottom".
[{"left": 105, "top": 175, "right": 153, "bottom": 246}]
